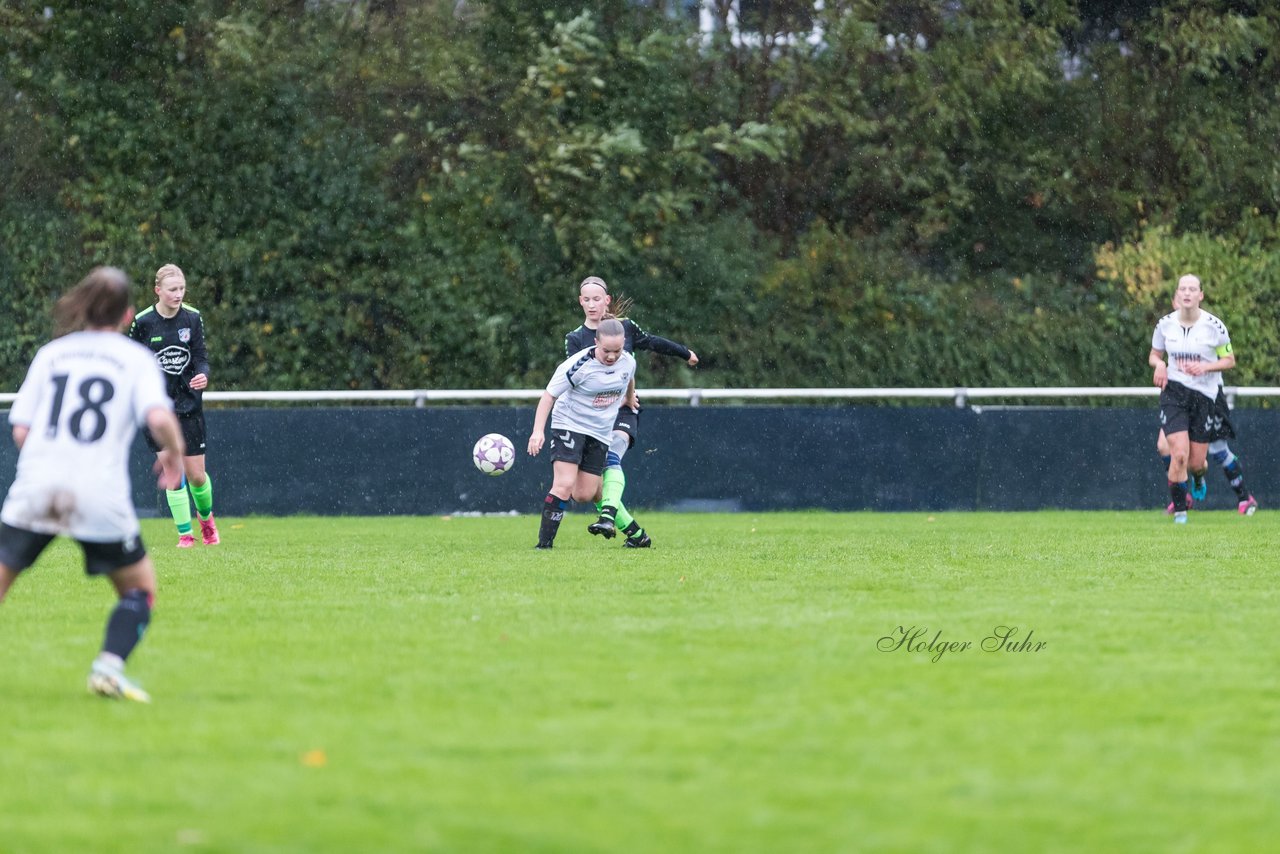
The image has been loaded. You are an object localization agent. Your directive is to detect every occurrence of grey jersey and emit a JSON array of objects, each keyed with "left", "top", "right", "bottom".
[{"left": 546, "top": 347, "right": 636, "bottom": 443}]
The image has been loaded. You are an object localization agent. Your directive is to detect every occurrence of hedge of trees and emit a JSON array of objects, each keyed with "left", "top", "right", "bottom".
[{"left": 2, "top": 0, "right": 1278, "bottom": 391}]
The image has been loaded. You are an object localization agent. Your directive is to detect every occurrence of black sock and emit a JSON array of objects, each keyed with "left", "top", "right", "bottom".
[
  {"left": 1190, "top": 467, "right": 1207, "bottom": 487},
  {"left": 538, "top": 493, "right": 566, "bottom": 546},
  {"left": 621, "top": 520, "right": 643, "bottom": 538},
  {"left": 1224, "top": 459, "right": 1249, "bottom": 501},
  {"left": 599, "top": 504, "right": 617, "bottom": 521},
  {"left": 102, "top": 589, "right": 151, "bottom": 662},
  {"left": 1169, "top": 481, "right": 1188, "bottom": 513}
]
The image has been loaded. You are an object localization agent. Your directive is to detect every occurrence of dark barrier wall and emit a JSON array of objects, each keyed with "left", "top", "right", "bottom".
[{"left": 0, "top": 406, "right": 1275, "bottom": 515}]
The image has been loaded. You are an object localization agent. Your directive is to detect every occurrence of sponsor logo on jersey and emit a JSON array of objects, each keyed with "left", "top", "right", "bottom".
[
  {"left": 593, "top": 391, "right": 621, "bottom": 409},
  {"left": 156, "top": 345, "right": 191, "bottom": 375},
  {"left": 178, "top": 328, "right": 191, "bottom": 343}
]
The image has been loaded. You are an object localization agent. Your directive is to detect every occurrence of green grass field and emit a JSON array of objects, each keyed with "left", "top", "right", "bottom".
[{"left": 2, "top": 511, "right": 1278, "bottom": 853}]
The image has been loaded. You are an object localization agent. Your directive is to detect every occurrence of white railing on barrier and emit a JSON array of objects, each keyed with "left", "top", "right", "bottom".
[{"left": 5, "top": 387, "right": 1280, "bottom": 407}]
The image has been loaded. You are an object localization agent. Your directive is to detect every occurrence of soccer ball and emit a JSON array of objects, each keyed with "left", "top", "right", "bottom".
[{"left": 473, "top": 433, "right": 515, "bottom": 476}]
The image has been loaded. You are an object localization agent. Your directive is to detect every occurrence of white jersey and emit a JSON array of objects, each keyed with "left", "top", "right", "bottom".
[
  {"left": 1152, "top": 310, "right": 1232, "bottom": 401},
  {"left": 546, "top": 347, "right": 636, "bottom": 443},
  {"left": 3, "top": 331, "right": 172, "bottom": 541}
]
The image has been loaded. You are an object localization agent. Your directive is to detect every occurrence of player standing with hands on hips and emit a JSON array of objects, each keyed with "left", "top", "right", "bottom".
[
  {"left": 564, "top": 276, "right": 698, "bottom": 548},
  {"left": 1149, "top": 274, "right": 1242, "bottom": 524},
  {"left": 0, "top": 267, "right": 185, "bottom": 702},
  {"left": 529, "top": 318, "right": 637, "bottom": 550},
  {"left": 129, "top": 264, "right": 220, "bottom": 547}
]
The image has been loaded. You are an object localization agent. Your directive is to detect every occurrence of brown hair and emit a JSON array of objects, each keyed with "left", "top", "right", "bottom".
[
  {"left": 53, "top": 266, "right": 132, "bottom": 338},
  {"left": 597, "top": 318, "right": 625, "bottom": 338},
  {"left": 603, "top": 297, "right": 633, "bottom": 322}
]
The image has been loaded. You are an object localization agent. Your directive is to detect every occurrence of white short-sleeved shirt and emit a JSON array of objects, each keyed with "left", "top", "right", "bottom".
[
  {"left": 546, "top": 347, "right": 636, "bottom": 443},
  {"left": 3, "top": 331, "right": 172, "bottom": 541},
  {"left": 1152, "top": 310, "right": 1232, "bottom": 401}
]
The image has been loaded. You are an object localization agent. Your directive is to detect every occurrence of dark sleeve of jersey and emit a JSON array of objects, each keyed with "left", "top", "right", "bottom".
[
  {"left": 626, "top": 318, "right": 691, "bottom": 360},
  {"left": 564, "top": 326, "right": 592, "bottom": 357},
  {"left": 189, "top": 311, "right": 210, "bottom": 378},
  {"left": 126, "top": 313, "right": 147, "bottom": 345}
]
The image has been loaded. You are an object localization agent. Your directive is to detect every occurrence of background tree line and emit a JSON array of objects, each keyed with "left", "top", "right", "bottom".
[{"left": 2, "top": 0, "right": 1278, "bottom": 392}]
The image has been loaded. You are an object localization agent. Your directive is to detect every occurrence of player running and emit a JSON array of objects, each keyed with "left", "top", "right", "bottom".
[
  {"left": 1156, "top": 375, "right": 1257, "bottom": 515},
  {"left": 528, "top": 318, "right": 637, "bottom": 550},
  {"left": 1148, "top": 274, "right": 1239, "bottom": 524},
  {"left": 0, "top": 267, "right": 185, "bottom": 702},
  {"left": 128, "top": 264, "right": 220, "bottom": 547},
  {"left": 564, "top": 276, "right": 698, "bottom": 548}
]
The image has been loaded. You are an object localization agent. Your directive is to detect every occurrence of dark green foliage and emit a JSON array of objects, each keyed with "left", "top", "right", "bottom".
[{"left": 2, "top": 0, "right": 1278, "bottom": 391}]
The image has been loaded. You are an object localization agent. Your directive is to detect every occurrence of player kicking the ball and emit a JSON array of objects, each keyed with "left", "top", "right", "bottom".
[
  {"left": 528, "top": 319, "right": 637, "bottom": 549},
  {"left": 564, "top": 276, "right": 698, "bottom": 548},
  {"left": 0, "top": 268, "right": 185, "bottom": 702}
]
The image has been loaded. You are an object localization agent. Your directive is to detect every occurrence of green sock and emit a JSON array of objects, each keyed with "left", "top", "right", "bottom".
[
  {"left": 614, "top": 501, "right": 636, "bottom": 531},
  {"left": 600, "top": 467, "right": 638, "bottom": 530},
  {"left": 166, "top": 488, "right": 193, "bottom": 535},
  {"left": 190, "top": 475, "right": 214, "bottom": 519},
  {"left": 601, "top": 466, "right": 626, "bottom": 509}
]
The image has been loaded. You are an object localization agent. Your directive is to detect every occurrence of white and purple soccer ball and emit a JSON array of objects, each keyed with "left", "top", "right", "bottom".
[{"left": 473, "top": 433, "right": 515, "bottom": 476}]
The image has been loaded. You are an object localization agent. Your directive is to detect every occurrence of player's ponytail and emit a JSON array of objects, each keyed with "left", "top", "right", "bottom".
[
  {"left": 604, "top": 296, "right": 634, "bottom": 322},
  {"left": 53, "top": 267, "right": 131, "bottom": 337}
]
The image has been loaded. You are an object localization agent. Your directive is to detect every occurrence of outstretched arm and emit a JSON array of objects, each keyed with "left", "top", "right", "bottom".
[{"left": 629, "top": 320, "right": 695, "bottom": 364}]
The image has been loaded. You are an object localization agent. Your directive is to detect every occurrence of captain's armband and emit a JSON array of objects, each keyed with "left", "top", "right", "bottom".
[{"left": 1216, "top": 342, "right": 1234, "bottom": 358}]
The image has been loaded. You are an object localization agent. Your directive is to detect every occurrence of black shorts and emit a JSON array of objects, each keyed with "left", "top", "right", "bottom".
[
  {"left": 1159, "top": 381, "right": 1215, "bottom": 443},
  {"left": 549, "top": 429, "right": 609, "bottom": 476},
  {"left": 145, "top": 410, "right": 207, "bottom": 455},
  {"left": 0, "top": 523, "right": 147, "bottom": 576},
  {"left": 1207, "top": 388, "right": 1237, "bottom": 442},
  {"left": 611, "top": 406, "right": 640, "bottom": 448}
]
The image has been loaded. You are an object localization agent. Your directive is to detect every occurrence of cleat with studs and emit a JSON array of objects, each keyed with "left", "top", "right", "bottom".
[
  {"left": 588, "top": 517, "right": 617, "bottom": 539},
  {"left": 87, "top": 662, "right": 151, "bottom": 703},
  {"left": 623, "top": 532, "right": 652, "bottom": 548},
  {"left": 199, "top": 514, "right": 220, "bottom": 546}
]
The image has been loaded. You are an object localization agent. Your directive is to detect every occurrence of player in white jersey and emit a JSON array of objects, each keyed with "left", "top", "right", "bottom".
[
  {"left": 527, "top": 318, "right": 637, "bottom": 549},
  {"left": 0, "top": 268, "right": 185, "bottom": 702},
  {"left": 1151, "top": 290, "right": 1257, "bottom": 515},
  {"left": 1148, "top": 274, "right": 1237, "bottom": 523}
]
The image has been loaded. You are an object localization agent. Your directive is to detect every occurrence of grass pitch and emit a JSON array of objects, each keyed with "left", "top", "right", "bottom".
[{"left": 2, "top": 511, "right": 1277, "bottom": 853}]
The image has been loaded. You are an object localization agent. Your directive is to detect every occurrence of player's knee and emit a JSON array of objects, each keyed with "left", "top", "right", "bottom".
[
  {"left": 120, "top": 587, "right": 155, "bottom": 612},
  {"left": 609, "top": 432, "right": 630, "bottom": 459}
]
